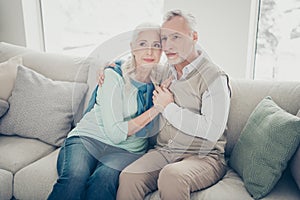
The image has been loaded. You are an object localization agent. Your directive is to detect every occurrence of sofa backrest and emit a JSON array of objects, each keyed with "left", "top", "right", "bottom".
[
  {"left": 225, "top": 79, "right": 300, "bottom": 156},
  {"left": 0, "top": 42, "right": 91, "bottom": 123}
]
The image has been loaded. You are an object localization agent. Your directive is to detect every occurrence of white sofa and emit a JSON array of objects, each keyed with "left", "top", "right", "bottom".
[{"left": 0, "top": 42, "right": 299, "bottom": 200}]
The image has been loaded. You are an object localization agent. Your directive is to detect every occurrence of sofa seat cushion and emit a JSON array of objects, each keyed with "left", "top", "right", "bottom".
[
  {"left": 145, "top": 168, "right": 300, "bottom": 200},
  {"left": 0, "top": 169, "right": 13, "bottom": 200},
  {"left": 0, "top": 135, "right": 55, "bottom": 173},
  {"left": 14, "top": 149, "right": 59, "bottom": 200},
  {"left": 146, "top": 168, "right": 253, "bottom": 200}
]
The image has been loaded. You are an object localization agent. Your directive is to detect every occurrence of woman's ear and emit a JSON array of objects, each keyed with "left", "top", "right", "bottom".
[
  {"left": 130, "top": 42, "right": 136, "bottom": 56},
  {"left": 130, "top": 42, "right": 134, "bottom": 51}
]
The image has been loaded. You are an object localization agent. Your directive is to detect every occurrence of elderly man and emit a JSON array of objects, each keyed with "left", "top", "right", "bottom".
[{"left": 116, "top": 10, "right": 231, "bottom": 200}]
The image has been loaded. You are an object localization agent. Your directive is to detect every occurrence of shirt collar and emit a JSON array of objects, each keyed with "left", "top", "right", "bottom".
[{"left": 169, "top": 50, "right": 204, "bottom": 80}]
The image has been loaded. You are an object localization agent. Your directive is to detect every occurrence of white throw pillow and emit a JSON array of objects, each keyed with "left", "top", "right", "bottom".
[
  {"left": 0, "top": 56, "right": 22, "bottom": 100},
  {"left": 0, "top": 65, "right": 88, "bottom": 146},
  {"left": 0, "top": 99, "right": 9, "bottom": 118}
]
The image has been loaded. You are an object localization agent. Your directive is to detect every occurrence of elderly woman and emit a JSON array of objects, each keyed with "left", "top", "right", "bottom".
[{"left": 48, "top": 23, "right": 162, "bottom": 200}]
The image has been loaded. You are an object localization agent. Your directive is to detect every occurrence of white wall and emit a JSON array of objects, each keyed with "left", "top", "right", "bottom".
[
  {"left": 0, "top": 0, "right": 257, "bottom": 79},
  {"left": 0, "top": 0, "right": 26, "bottom": 46},
  {"left": 164, "top": 0, "right": 257, "bottom": 79}
]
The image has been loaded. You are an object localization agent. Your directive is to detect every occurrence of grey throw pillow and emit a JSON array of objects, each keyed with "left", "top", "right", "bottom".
[
  {"left": 290, "top": 109, "right": 300, "bottom": 189},
  {"left": 0, "top": 99, "right": 9, "bottom": 118},
  {"left": 229, "top": 97, "right": 300, "bottom": 199},
  {"left": 0, "top": 65, "right": 88, "bottom": 146}
]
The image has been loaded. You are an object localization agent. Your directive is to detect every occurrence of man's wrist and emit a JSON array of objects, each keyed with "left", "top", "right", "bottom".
[
  {"left": 162, "top": 102, "right": 177, "bottom": 118},
  {"left": 153, "top": 104, "right": 164, "bottom": 113}
]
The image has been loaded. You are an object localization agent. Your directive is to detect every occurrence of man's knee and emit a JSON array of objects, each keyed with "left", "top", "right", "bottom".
[
  {"left": 119, "top": 171, "right": 140, "bottom": 187},
  {"left": 118, "top": 170, "right": 158, "bottom": 200},
  {"left": 158, "top": 165, "right": 187, "bottom": 189},
  {"left": 158, "top": 165, "right": 190, "bottom": 200}
]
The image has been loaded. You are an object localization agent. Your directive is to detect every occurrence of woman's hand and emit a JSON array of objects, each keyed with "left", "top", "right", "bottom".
[{"left": 152, "top": 86, "right": 174, "bottom": 112}]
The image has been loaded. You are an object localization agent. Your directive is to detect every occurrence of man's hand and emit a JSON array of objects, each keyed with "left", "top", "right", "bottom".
[
  {"left": 160, "top": 75, "right": 174, "bottom": 88},
  {"left": 152, "top": 86, "right": 174, "bottom": 112},
  {"left": 97, "top": 62, "right": 117, "bottom": 86},
  {"left": 97, "top": 69, "right": 105, "bottom": 86}
]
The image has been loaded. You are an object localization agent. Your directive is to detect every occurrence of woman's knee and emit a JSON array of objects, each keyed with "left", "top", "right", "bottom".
[
  {"left": 90, "top": 165, "right": 121, "bottom": 186},
  {"left": 59, "top": 163, "right": 92, "bottom": 183}
]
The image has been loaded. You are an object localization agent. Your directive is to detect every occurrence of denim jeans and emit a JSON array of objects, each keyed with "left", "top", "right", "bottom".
[{"left": 47, "top": 136, "right": 142, "bottom": 200}]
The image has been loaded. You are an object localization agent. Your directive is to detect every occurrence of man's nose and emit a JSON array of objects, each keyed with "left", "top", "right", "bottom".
[{"left": 162, "top": 40, "right": 173, "bottom": 52}]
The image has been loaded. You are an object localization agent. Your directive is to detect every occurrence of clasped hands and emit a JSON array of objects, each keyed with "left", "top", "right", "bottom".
[
  {"left": 152, "top": 77, "right": 174, "bottom": 113},
  {"left": 97, "top": 66, "right": 174, "bottom": 113}
]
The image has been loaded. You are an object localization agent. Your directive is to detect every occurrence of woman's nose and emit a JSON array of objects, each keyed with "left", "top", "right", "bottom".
[{"left": 146, "top": 47, "right": 153, "bottom": 55}]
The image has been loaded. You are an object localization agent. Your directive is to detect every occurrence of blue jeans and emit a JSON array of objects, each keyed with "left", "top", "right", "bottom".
[{"left": 47, "top": 136, "right": 142, "bottom": 200}]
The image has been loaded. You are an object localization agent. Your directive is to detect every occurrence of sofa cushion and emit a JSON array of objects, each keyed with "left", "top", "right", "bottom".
[
  {"left": 226, "top": 80, "right": 300, "bottom": 156},
  {"left": 229, "top": 97, "right": 300, "bottom": 199},
  {"left": 0, "top": 66, "right": 88, "bottom": 146},
  {"left": 0, "top": 42, "right": 89, "bottom": 83},
  {"left": 290, "top": 109, "right": 300, "bottom": 189},
  {"left": 0, "top": 135, "right": 55, "bottom": 173},
  {"left": 0, "top": 56, "right": 22, "bottom": 100},
  {"left": 0, "top": 42, "right": 30, "bottom": 63},
  {"left": 0, "top": 42, "right": 91, "bottom": 124},
  {"left": 0, "top": 99, "right": 9, "bottom": 118},
  {"left": 290, "top": 146, "right": 300, "bottom": 189},
  {"left": 14, "top": 149, "right": 59, "bottom": 200},
  {"left": 0, "top": 169, "right": 13, "bottom": 200},
  {"left": 146, "top": 168, "right": 300, "bottom": 200}
]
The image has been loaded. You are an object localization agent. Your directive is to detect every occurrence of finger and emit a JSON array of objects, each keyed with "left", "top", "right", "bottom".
[
  {"left": 153, "top": 83, "right": 160, "bottom": 91},
  {"left": 110, "top": 62, "right": 116, "bottom": 67},
  {"left": 99, "top": 79, "right": 104, "bottom": 85},
  {"left": 156, "top": 86, "right": 163, "bottom": 93},
  {"left": 162, "top": 86, "right": 172, "bottom": 93},
  {"left": 164, "top": 77, "right": 173, "bottom": 88}
]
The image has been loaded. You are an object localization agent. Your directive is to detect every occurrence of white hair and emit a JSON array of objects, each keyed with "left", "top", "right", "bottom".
[
  {"left": 122, "top": 22, "right": 160, "bottom": 93},
  {"left": 163, "top": 9, "right": 197, "bottom": 31}
]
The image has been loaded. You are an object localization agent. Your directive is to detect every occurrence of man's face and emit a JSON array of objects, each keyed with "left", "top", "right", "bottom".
[{"left": 161, "top": 16, "right": 196, "bottom": 65}]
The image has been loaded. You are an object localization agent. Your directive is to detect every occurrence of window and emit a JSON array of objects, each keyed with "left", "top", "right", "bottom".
[
  {"left": 40, "top": 0, "right": 164, "bottom": 56},
  {"left": 254, "top": 0, "right": 300, "bottom": 81}
]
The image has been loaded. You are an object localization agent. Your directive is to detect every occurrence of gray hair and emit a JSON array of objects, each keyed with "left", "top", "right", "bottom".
[
  {"left": 163, "top": 9, "right": 197, "bottom": 31},
  {"left": 122, "top": 22, "right": 161, "bottom": 93},
  {"left": 131, "top": 22, "right": 160, "bottom": 43}
]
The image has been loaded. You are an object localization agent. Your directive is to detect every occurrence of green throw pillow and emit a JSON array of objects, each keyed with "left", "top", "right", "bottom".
[{"left": 229, "top": 96, "right": 300, "bottom": 199}]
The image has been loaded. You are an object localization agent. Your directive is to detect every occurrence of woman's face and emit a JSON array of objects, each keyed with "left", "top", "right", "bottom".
[{"left": 131, "top": 30, "right": 162, "bottom": 67}]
